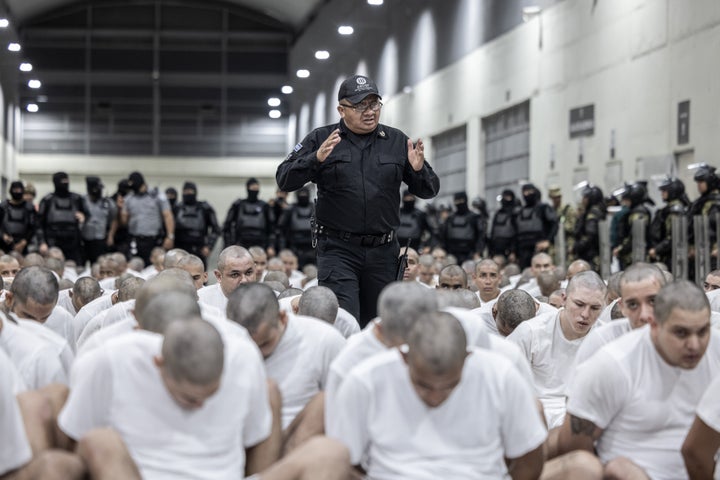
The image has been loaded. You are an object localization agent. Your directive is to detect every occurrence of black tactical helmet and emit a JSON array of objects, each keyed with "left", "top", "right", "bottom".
[
  {"left": 659, "top": 177, "right": 685, "bottom": 201},
  {"left": 621, "top": 181, "right": 649, "bottom": 206},
  {"left": 694, "top": 164, "right": 717, "bottom": 182},
  {"left": 582, "top": 184, "right": 604, "bottom": 207}
]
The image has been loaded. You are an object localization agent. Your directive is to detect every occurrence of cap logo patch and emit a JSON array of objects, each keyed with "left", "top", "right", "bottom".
[{"left": 356, "top": 77, "right": 367, "bottom": 85}]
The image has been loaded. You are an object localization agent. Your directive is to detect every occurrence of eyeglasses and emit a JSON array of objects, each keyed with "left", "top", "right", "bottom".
[{"left": 340, "top": 100, "right": 383, "bottom": 113}]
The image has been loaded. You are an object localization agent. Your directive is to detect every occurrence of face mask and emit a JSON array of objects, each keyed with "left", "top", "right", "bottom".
[
  {"left": 297, "top": 195, "right": 310, "bottom": 207},
  {"left": 455, "top": 201, "right": 469, "bottom": 214},
  {"left": 247, "top": 190, "right": 259, "bottom": 202},
  {"left": 89, "top": 187, "right": 102, "bottom": 197},
  {"left": 55, "top": 182, "right": 70, "bottom": 197},
  {"left": 182, "top": 194, "right": 196, "bottom": 205},
  {"left": 402, "top": 199, "right": 415, "bottom": 211},
  {"left": 10, "top": 191, "right": 23, "bottom": 201}
]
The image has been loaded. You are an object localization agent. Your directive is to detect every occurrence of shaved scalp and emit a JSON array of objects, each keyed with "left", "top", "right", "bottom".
[
  {"left": 607, "top": 272, "right": 623, "bottom": 299},
  {"left": 72, "top": 277, "right": 103, "bottom": 306},
  {"left": 407, "top": 311, "right": 467, "bottom": 374},
  {"left": 620, "top": 262, "right": 667, "bottom": 293},
  {"left": 45, "top": 257, "right": 64, "bottom": 276},
  {"left": 117, "top": 276, "right": 146, "bottom": 302},
  {"left": 654, "top": 280, "right": 709, "bottom": 325},
  {"left": 566, "top": 270, "right": 607, "bottom": 298},
  {"left": 140, "top": 291, "right": 201, "bottom": 333},
  {"left": 439, "top": 265, "right": 467, "bottom": 284},
  {"left": 163, "top": 248, "right": 189, "bottom": 269},
  {"left": 378, "top": 282, "right": 438, "bottom": 343},
  {"left": 298, "top": 286, "right": 339, "bottom": 323},
  {"left": 11, "top": 266, "right": 58, "bottom": 305},
  {"left": 418, "top": 254, "right": 434, "bottom": 268},
  {"left": 135, "top": 272, "right": 197, "bottom": 325},
  {"left": 217, "top": 245, "right": 252, "bottom": 271},
  {"left": 162, "top": 320, "right": 224, "bottom": 385},
  {"left": 177, "top": 254, "right": 205, "bottom": 272},
  {"left": 474, "top": 258, "right": 499, "bottom": 274},
  {"left": 496, "top": 290, "right": 536, "bottom": 331},
  {"left": 23, "top": 253, "right": 45, "bottom": 267},
  {"left": 264, "top": 270, "right": 289, "bottom": 288},
  {"left": 278, "top": 288, "right": 304, "bottom": 299},
  {"left": 226, "top": 283, "right": 279, "bottom": 333}
]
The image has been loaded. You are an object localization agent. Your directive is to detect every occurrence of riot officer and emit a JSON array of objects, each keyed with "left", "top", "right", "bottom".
[
  {"left": 489, "top": 189, "right": 519, "bottom": 262},
  {"left": 165, "top": 187, "right": 178, "bottom": 209},
  {"left": 37, "top": 172, "right": 90, "bottom": 263},
  {"left": 222, "top": 177, "right": 275, "bottom": 251},
  {"left": 396, "top": 190, "right": 436, "bottom": 252},
  {"left": 81, "top": 176, "right": 118, "bottom": 265},
  {"left": 515, "top": 183, "right": 558, "bottom": 269},
  {"left": 173, "top": 181, "right": 221, "bottom": 265},
  {"left": 277, "top": 187, "right": 315, "bottom": 268},
  {"left": 0, "top": 181, "right": 37, "bottom": 254},
  {"left": 613, "top": 181, "right": 652, "bottom": 269},
  {"left": 572, "top": 184, "right": 606, "bottom": 272},
  {"left": 649, "top": 178, "right": 689, "bottom": 270},
  {"left": 440, "top": 191, "right": 486, "bottom": 262},
  {"left": 548, "top": 186, "right": 577, "bottom": 263},
  {"left": 688, "top": 164, "right": 720, "bottom": 268}
]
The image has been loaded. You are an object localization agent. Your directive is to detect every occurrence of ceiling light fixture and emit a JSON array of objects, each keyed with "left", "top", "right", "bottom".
[
  {"left": 281, "top": 85, "right": 293, "bottom": 94},
  {"left": 269, "top": 110, "right": 281, "bottom": 119},
  {"left": 8, "top": 43, "right": 20, "bottom": 52},
  {"left": 367, "top": 0, "right": 383, "bottom": 5},
  {"left": 0, "top": 19, "right": 9, "bottom": 28},
  {"left": 28, "top": 79, "right": 41, "bottom": 89},
  {"left": 19, "top": 63, "right": 32, "bottom": 72},
  {"left": 315, "top": 50, "right": 330, "bottom": 60},
  {"left": 26, "top": 104, "right": 38, "bottom": 113},
  {"left": 267, "top": 97, "right": 281, "bottom": 107},
  {"left": 338, "top": 25, "right": 354, "bottom": 35},
  {"left": 296, "top": 69, "right": 310, "bottom": 78}
]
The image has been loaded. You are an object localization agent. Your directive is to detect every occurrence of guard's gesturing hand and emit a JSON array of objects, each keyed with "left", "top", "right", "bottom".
[
  {"left": 316, "top": 129, "right": 341, "bottom": 163},
  {"left": 408, "top": 138, "right": 425, "bottom": 172}
]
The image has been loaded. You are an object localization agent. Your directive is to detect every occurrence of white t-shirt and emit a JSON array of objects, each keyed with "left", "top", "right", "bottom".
[
  {"left": 76, "top": 300, "right": 135, "bottom": 349},
  {"left": 265, "top": 314, "right": 345, "bottom": 429},
  {"left": 568, "top": 326, "right": 720, "bottom": 480},
  {"left": 74, "top": 294, "right": 114, "bottom": 335},
  {"left": 507, "top": 310, "right": 590, "bottom": 427},
  {"left": 59, "top": 330, "right": 271, "bottom": 480},
  {"left": 57, "top": 288, "right": 76, "bottom": 315},
  {"left": 0, "top": 349, "right": 32, "bottom": 476},
  {"left": 197, "top": 284, "right": 227, "bottom": 313},
  {"left": 335, "top": 307, "right": 360, "bottom": 338},
  {"left": 44, "top": 306, "right": 84, "bottom": 353},
  {"left": 288, "top": 270, "right": 306, "bottom": 289},
  {"left": 327, "top": 349, "right": 547, "bottom": 479},
  {"left": 597, "top": 298, "right": 619, "bottom": 324},
  {"left": 16, "top": 317, "right": 74, "bottom": 376},
  {"left": 0, "top": 315, "right": 67, "bottom": 389},
  {"left": 574, "top": 318, "right": 632, "bottom": 366}
]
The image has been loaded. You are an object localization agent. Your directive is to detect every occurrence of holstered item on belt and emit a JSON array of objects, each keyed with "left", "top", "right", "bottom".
[
  {"left": 315, "top": 224, "right": 395, "bottom": 248},
  {"left": 396, "top": 237, "right": 412, "bottom": 281}
]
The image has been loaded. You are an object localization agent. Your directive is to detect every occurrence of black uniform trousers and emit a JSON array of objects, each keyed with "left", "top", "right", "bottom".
[{"left": 316, "top": 234, "right": 399, "bottom": 329}]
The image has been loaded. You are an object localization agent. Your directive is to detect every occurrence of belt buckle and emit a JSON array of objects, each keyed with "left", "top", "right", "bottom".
[{"left": 359, "top": 235, "right": 375, "bottom": 247}]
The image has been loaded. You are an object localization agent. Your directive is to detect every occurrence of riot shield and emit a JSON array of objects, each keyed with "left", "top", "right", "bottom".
[
  {"left": 671, "top": 215, "right": 688, "bottom": 281},
  {"left": 599, "top": 220, "right": 611, "bottom": 280},
  {"left": 631, "top": 217, "right": 647, "bottom": 264},
  {"left": 694, "top": 215, "right": 711, "bottom": 285}
]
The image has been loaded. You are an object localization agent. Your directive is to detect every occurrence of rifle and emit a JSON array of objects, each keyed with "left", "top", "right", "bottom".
[{"left": 396, "top": 238, "right": 412, "bottom": 281}]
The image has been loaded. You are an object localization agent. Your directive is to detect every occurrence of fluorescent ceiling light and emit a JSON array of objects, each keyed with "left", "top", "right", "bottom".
[
  {"left": 8, "top": 43, "right": 20, "bottom": 52},
  {"left": 281, "top": 85, "right": 293, "bottom": 94},
  {"left": 0, "top": 19, "right": 9, "bottom": 28},
  {"left": 269, "top": 110, "right": 281, "bottom": 119},
  {"left": 267, "top": 97, "right": 281, "bottom": 107},
  {"left": 26, "top": 104, "right": 38, "bottom": 113},
  {"left": 338, "top": 25, "right": 354, "bottom": 35},
  {"left": 28, "top": 79, "right": 41, "bottom": 89},
  {"left": 296, "top": 69, "right": 310, "bottom": 78},
  {"left": 19, "top": 63, "right": 32, "bottom": 72},
  {"left": 368, "top": 0, "right": 383, "bottom": 5},
  {"left": 315, "top": 50, "right": 330, "bottom": 60}
]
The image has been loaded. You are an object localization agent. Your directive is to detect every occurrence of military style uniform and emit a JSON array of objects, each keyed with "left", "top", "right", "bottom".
[
  {"left": 0, "top": 184, "right": 36, "bottom": 255},
  {"left": 276, "top": 119, "right": 439, "bottom": 327}
]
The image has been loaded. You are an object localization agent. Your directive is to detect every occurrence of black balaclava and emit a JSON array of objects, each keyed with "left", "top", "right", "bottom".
[
  {"left": 128, "top": 171, "right": 145, "bottom": 194},
  {"left": 182, "top": 182, "right": 197, "bottom": 206},
  {"left": 246, "top": 177, "right": 260, "bottom": 202},
  {"left": 86, "top": 176, "right": 103, "bottom": 199},
  {"left": 9, "top": 181, "right": 24, "bottom": 202},
  {"left": 117, "top": 179, "right": 130, "bottom": 197},
  {"left": 166, "top": 187, "right": 178, "bottom": 208},
  {"left": 501, "top": 190, "right": 515, "bottom": 209},
  {"left": 401, "top": 189, "right": 415, "bottom": 212},
  {"left": 454, "top": 191, "right": 469, "bottom": 214},
  {"left": 53, "top": 172, "right": 70, "bottom": 198},
  {"left": 522, "top": 183, "right": 539, "bottom": 207},
  {"left": 296, "top": 187, "right": 310, "bottom": 207}
]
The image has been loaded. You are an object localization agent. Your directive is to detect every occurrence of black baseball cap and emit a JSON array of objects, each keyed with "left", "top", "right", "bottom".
[{"left": 337, "top": 75, "right": 381, "bottom": 104}]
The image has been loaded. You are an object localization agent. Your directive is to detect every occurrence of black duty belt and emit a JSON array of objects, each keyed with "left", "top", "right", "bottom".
[{"left": 316, "top": 225, "right": 394, "bottom": 247}]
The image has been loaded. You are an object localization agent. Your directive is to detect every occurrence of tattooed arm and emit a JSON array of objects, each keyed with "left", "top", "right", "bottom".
[{"left": 556, "top": 413, "right": 604, "bottom": 455}]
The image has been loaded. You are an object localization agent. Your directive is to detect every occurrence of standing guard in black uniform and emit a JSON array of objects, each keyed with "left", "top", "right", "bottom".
[
  {"left": 489, "top": 189, "right": 519, "bottom": 262},
  {"left": 0, "top": 181, "right": 37, "bottom": 255},
  {"left": 688, "top": 164, "right": 720, "bottom": 268},
  {"left": 222, "top": 178, "right": 276, "bottom": 251},
  {"left": 572, "top": 184, "right": 606, "bottom": 272},
  {"left": 515, "top": 183, "right": 558, "bottom": 269},
  {"left": 613, "top": 181, "right": 653, "bottom": 269},
  {"left": 174, "top": 182, "right": 221, "bottom": 266},
  {"left": 649, "top": 178, "right": 689, "bottom": 270},
  {"left": 396, "top": 190, "right": 436, "bottom": 253},
  {"left": 37, "top": 172, "right": 90, "bottom": 263},
  {"left": 277, "top": 187, "right": 315, "bottom": 268},
  {"left": 81, "top": 176, "right": 118, "bottom": 265},
  {"left": 276, "top": 74, "right": 439, "bottom": 327},
  {"left": 440, "top": 191, "right": 486, "bottom": 262}
]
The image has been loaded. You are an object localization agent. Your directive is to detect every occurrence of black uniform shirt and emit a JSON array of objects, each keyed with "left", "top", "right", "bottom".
[{"left": 276, "top": 120, "right": 439, "bottom": 235}]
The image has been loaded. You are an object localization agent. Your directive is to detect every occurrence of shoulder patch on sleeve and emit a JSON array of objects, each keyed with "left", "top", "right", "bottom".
[{"left": 293, "top": 142, "right": 303, "bottom": 152}]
